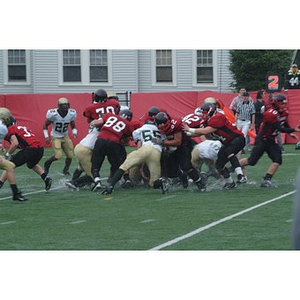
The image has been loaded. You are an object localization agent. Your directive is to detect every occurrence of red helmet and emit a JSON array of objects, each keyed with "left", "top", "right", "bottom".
[
  {"left": 155, "top": 112, "right": 171, "bottom": 133},
  {"left": 271, "top": 94, "right": 287, "bottom": 112}
]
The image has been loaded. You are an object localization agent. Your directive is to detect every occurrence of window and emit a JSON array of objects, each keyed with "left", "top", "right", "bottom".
[
  {"left": 59, "top": 50, "right": 112, "bottom": 85},
  {"left": 63, "top": 50, "right": 81, "bottom": 82},
  {"left": 3, "top": 50, "right": 31, "bottom": 85},
  {"left": 156, "top": 50, "right": 173, "bottom": 82},
  {"left": 151, "top": 50, "right": 176, "bottom": 86},
  {"left": 192, "top": 50, "right": 217, "bottom": 87},
  {"left": 196, "top": 50, "right": 213, "bottom": 83},
  {"left": 89, "top": 50, "right": 108, "bottom": 82}
]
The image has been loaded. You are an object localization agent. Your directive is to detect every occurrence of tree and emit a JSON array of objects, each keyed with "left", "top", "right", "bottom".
[{"left": 229, "top": 50, "right": 294, "bottom": 92}]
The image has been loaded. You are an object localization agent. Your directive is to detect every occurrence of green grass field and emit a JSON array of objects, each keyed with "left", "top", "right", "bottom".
[{"left": 0, "top": 145, "right": 299, "bottom": 250}]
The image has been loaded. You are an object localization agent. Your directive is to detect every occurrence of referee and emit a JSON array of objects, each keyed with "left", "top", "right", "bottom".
[{"left": 235, "top": 91, "right": 255, "bottom": 153}]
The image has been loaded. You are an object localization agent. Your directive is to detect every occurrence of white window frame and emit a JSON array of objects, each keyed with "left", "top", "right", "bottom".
[
  {"left": 151, "top": 50, "right": 177, "bottom": 87},
  {"left": 3, "top": 50, "right": 31, "bottom": 85},
  {"left": 192, "top": 50, "right": 218, "bottom": 88},
  {"left": 58, "top": 50, "right": 112, "bottom": 86}
]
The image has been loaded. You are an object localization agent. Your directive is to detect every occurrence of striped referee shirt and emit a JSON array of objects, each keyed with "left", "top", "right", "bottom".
[{"left": 236, "top": 100, "right": 255, "bottom": 121}]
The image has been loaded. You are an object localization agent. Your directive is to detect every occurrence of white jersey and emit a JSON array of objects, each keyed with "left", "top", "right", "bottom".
[
  {"left": 194, "top": 140, "right": 222, "bottom": 161},
  {"left": 0, "top": 120, "right": 8, "bottom": 143},
  {"left": 46, "top": 108, "right": 77, "bottom": 138},
  {"left": 132, "top": 122, "right": 165, "bottom": 152},
  {"left": 79, "top": 125, "right": 99, "bottom": 150}
]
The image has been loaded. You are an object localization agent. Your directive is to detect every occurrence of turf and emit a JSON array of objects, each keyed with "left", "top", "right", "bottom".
[{"left": 0, "top": 145, "right": 299, "bottom": 250}]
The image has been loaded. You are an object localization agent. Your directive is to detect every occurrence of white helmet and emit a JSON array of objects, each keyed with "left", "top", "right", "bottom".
[
  {"left": 58, "top": 97, "right": 70, "bottom": 110},
  {"left": 0, "top": 107, "right": 12, "bottom": 125},
  {"left": 204, "top": 97, "right": 217, "bottom": 104},
  {"left": 58, "top": 97, "right": 69, "bottom": 105}
]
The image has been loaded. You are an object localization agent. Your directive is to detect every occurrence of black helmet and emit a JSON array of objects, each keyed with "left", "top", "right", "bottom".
[
  {"left": 200, "top": 102, "right": 217, "bottom": 117},
  {"left": 271, "top": 94, "right": 287, "bottom": 111},
  {"left": 119, "top": 109, "right": 133, "bottom": 121},
  {"left": 148, "top": 106, "right": 160, "bottom": 117},
  {"left": 155, "top": 112, "right": 171, "bottom": 133},
  {"left": 93, "top": 89, "right": 107, "bottom": 103}
]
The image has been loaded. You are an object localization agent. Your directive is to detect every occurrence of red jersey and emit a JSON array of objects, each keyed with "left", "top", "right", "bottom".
[
  {"left": 158, "top": 116, "right": 189, "bottom": 147},
  {"left": 207, "top": 112, "right": 244, "bottom": 145},
  {"left": 182, "top": 113, "right": 204, "bottom": 128},
  {"left": 98, "top": 113, "right": 133, "bottom": 144},
  {"left": 131, "top": 119, "right": 142, "bottom": 130},
  {"left": 259, "top": 108, "right": 289, "bottom": 140},
  {"left": 83, "top": 99, "right": 120, "bottom": 120},
  {"left": 5, "top": 125, "right": 42, "bottom": 148}
]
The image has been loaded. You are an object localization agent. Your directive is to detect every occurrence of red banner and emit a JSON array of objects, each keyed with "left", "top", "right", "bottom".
[{"left": 1, "top": 90, "right": 299, "bottom": 147}]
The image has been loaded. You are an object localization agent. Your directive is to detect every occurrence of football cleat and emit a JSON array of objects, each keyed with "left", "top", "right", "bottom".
[
  {"left": 44, "top": 177, "right": 52, "bottom": 191},
  {"left": 13, "top": 192, "right": 28, "bottom": 202},
  {"left": 237, "top": 174, "right": 247, "bottom": 184},
  {"left": 223, "top": 181, "right": 237, "bottom": 190},
  {"left": 260, "top": 179, "right": 276, "bottom": 188},
  {"left": 65, "top": 181, "right": 79, "bottom": 191},
  {"left": 102, "top": 185, "right": 114, "bottom": 195},
  {"left": 63, "top": 169, "right": 71, "bottom": 176},
  {"left": 91, "top": 180, "right": 104, "bottom": 192},
  {"left": 196, "top": 176, "right": 206, "bottom": 192},
  {"left": 121, "top": 179, "right": 134, "bottom": 188},
  {"left": 159, "top": 177, "right": 169, "bottom": 194}
]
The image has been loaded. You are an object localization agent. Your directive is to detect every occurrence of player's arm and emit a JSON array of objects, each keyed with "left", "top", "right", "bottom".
[
  {"left": 163, "top": 131, "right": 182, "bottom": 147},
  {"left": 43, "top": 119, "right": 52, "bottom": 144},
  {"left": 90, "top": 118, "right": 104, "bottom": 127},
  {"left": 273, "top": 121, "right": 300, "bottom": 138},
  {"left": 182, "top": 122, "right": 217, "bottom": 136},
  {"left": 70, "top": 120, "right": 78, "bottom": 139},
  {"left": 6, "top": 135, "right": 19, "bottom": 157}
]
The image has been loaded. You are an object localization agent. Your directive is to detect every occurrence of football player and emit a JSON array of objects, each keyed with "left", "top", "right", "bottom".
[
  {"left": 43, "top": 97, "right": 77, "bottom": 176},
  {"left": 239, "top": 94, "right": 300, "bottom": 187},
  {"left": 90, "top": 109, "right": 134, "bottom": 191},
  {"left": 83, "top": 89, "right": 120, "bottom": 123},
  {"left": 102, "top": 115, "right": 168, "bottom": 195},
  {"left": 0, "top": 116, "right": 52, "bottom": 191},
  {"left": 155, "top": 111, "right": 206, "bottom": 191},
  {"left": 65, "top": 125, "right": 99, "bottom": 191},
  {"left": 182, "top": 102, "right": 245, "bottom": 189},
  {"left": 0, "top": 108, "right": 27, "bottom": 201}
]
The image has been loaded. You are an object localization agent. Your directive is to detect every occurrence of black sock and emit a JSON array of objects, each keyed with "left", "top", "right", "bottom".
[
  {"left": 264, "top": 173, "right": 273, "bottom": 181},
  {"left": 110, "top": 169, "right": 125, "bottom": 187},
  {"left": 41, "top": 173, "right": 47, "bottom": 180},
  {"left": 10, "top": 184, "right": 19, "bottom": 195}
]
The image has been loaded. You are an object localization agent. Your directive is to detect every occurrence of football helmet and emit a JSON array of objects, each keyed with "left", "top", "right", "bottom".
[
  {"left": 148, "top": 106, "right": 160, "bottom": 117},
  {"left": 194, "top": 107, "right": 203, "bottom": 117},
  {"left": 271, "top": 94, "right": 287, "bottom": 111},
  {"left": 155, "top": 112, "right": 171, "bottom": 133},
  {"left": 295, "top": 141, "right": 300, "bottom": 150},
  {"left": 200, "top": 102, "right": 217, "bottom": 120},
  {"left": 204, "top": 97, "right": 216, "bottom": 104},
  {"left": 93, "top": 89, "right": 107, "bottom": 103},
  {"left": 119, "top": 109, "right": 133, "bottom": 121},
  {"left": 0, "top": 107, "right": 12, "bottom": 126},
  {"left": 58, "top": 97, "right": 70, "bottom": 111},
  {"left": 107, "top": 92, "right": 119, "bottom": 101},
  {"left": 7, "top": 116, "right": 17, "bottom": 127}
]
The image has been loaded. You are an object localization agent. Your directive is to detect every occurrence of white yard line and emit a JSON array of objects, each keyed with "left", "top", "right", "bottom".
[
  {"left": 0, "top": 177, "right": 109, "bottom": 201},
  {"left": 149, "top": 190, "right": 296, "bottom": 250}
]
